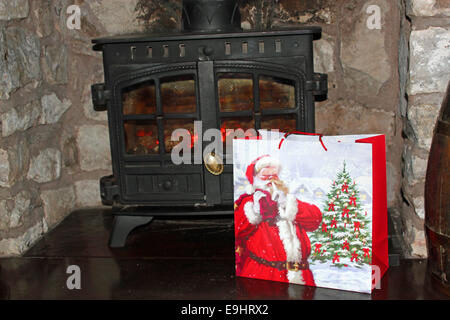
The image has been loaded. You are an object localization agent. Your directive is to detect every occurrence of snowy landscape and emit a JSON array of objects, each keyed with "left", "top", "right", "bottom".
[{"left": 309, "top": 259, "right": 373, "bottom": 294}]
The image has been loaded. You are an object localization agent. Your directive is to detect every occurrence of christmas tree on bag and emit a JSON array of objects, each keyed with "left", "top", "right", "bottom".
[{"left": 309, "top": 162, "right": 372, "bottom": 268}]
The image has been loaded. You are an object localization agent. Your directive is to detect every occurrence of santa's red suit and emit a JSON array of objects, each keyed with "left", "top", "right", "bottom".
[{"left": 235, "top": 155, "right": 322, "bottom": 286}]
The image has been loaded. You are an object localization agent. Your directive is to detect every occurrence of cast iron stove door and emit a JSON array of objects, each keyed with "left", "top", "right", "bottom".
[
  {"left": 111, "top": 59, "right": 308, "bottom": 206},
  {"left": 114, "top": 62, "right": 206, "bottom": 206}
]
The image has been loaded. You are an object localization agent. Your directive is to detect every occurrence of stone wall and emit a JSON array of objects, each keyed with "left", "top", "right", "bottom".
[
  {"left": 0, "top": 0, "right": 447, "bottom": 257},
  {"left": 400, "top": 0, "right": 450, "bottom": 257},
  {"left": 0, "top": 0, "right": 144, "bottom": 256}
]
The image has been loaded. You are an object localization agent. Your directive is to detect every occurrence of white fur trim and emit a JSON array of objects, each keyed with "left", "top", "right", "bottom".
[
  {"left": 243, "top": 201, "right": 262, "bottom": 225},
  {"left": 277, "top": 219, "right": 304, "bottom": 283},
  {"left": 279, "top": 194, "right": 298, "bottom": 221},
  {"left": 287, "top": 270, "right": 305, "bottom": 284},
  {"left": 255, "top": 157, "right": 280, "bottom": 173},
  {"left": 276, "top": 219, "right": 302, "bottom": 263},
  {"left": 245, "top": 184, "right": 254, "bottom": 194}
]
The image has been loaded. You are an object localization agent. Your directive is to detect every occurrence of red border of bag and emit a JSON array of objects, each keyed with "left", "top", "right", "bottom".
[
  {"left": 237, "top": 131, "right": 389, "bottom": 291},
  {"left": 356, "top": 135, "right": 389, "bottom": 288}
]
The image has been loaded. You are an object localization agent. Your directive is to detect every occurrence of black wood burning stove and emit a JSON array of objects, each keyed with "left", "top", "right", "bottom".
[{"left": 91, "top": 0, "right": 327, "bottom": 247}]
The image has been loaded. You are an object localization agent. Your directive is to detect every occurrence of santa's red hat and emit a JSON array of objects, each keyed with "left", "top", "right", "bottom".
[{"left": 245, "top": 155, "right": 280, "bottom": 193}]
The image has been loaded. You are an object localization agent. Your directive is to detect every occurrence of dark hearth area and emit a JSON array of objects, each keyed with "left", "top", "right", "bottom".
[{"left": 0, "top": 209, "right": 446, "bottom": 300}]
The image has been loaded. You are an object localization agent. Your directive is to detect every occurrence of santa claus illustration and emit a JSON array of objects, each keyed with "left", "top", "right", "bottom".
[{"left": 235, "top": 155, "right": 322, "bottom": 286}]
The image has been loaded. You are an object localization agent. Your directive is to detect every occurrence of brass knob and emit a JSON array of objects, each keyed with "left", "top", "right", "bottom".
[{"left": 204, "top": 152, "right": 224, "bottom": 176}]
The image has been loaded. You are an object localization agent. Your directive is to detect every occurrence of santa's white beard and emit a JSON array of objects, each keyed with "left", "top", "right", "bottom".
[{"left": 253, "top": 177, "right": 287, "bottom": 209}]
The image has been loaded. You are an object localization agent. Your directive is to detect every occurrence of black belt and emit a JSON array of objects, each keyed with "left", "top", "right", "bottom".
[{"left": 249, "top": 251, "right": 309, "bottom": 272}]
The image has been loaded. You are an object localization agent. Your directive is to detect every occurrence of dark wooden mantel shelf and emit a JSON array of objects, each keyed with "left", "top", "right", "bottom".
[{"left": 0, "top": 209, "right": 447, "bottom": 300}]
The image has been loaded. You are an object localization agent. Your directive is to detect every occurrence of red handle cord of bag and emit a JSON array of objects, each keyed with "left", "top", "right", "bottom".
[{"left": 278, "top": 131, "right": 328, "bottom": 151}]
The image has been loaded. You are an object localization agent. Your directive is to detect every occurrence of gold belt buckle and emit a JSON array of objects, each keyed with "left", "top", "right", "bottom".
[{"left": 288, "top": 262, "right": 300, "bottom": 272}]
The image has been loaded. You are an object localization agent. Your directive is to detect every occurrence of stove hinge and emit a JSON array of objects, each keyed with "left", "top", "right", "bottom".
[
  {"left": 306, "top": 73, "right": 328, "bottom": 96},
  {"left": 91, "top": 83, "right": 111, "bottom": 111},
  {"left": 100, "top": 175, "right": 120, "bottom": 205}
]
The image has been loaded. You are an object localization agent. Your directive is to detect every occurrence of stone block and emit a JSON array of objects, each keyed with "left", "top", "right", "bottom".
[
  {"left": 0, "top": 0, "right": 29, "bottom": 21},
  {"left": 0, "top": 190, "right": 32, "bottom": 230},
  {"left": 412, "top": 196, "right": 425, "bottom": 219},
  {"left": 40, "top": 186, "right": 75, "bottom": 228},
  {"left": 10, "top": 190, "right": 31, "bottom": 229},
  {"left": 409, "top": 27, "right": 450, "bottom": 95},
  {"left": 27, "top": 148, "right": 61, "bottom": 183},
  {"left": 409, "top": 0, "right": 450, "bottom": 16},
  {"left": 40, "top": 93, "right": 72, "bottom": 125},
  {"left": 403, "top": 146, "right": 429, "bottom": 185},
  {"left": 77, "top": 125, "right": 111, "bottom": 171},
  {"left": 75, "top": 180, "right": 102, "bottom": 207},
  {"left": 314, "top": 34, "right": 335, "bottom": 73},
  {"left": 410, "top": 227, "right": 427, "bottom": 258},
  {"left": 0, "top": 27, "right": 40, "bottom": 100},
  {"left": 406, "top": 101, "right": 440, "bottom": 150},
  {"left": 0, "top": 220, "right": 46, "bottom": 256},
  {"left": 6, "top": 140, "right": 30, "bottom": 187},
  {"left": 1, "top": 101, "right": 41, "bottom": 137},
  {"left": 0, "top": 149, "right": 10, "bottom": 188}
]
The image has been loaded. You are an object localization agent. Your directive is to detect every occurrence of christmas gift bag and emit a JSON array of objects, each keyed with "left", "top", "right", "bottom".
[{"left": 233, "top": 131, "right": 388, "bottom": 294}]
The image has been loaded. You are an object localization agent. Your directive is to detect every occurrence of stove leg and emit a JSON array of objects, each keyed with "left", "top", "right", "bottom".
[{"left": 109, "top": 215, "right": 154, "bottom": 248}]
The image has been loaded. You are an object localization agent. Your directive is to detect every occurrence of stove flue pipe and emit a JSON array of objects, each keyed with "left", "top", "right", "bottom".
[{"left": 182, "top": 0, "right": 242, "bottom": 33}]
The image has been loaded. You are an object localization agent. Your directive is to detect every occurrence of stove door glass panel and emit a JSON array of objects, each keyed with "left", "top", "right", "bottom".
[
  {"left": 259, "top": 75, "right": 295, "bottom": 110},
  {"left": 161, "top": 75, "right": 196, "bottom": 114},
  {"left": 218, "top": 73, "right": 254, "bottom": 112},
  {"left": 122, "top": 80, "right": 156, "bottom": 115},
  {"left": 124, "top": 120, "right": 159, "bottom": 155},
  {"left": 163, "top": 119, "right": 196, "bottom": 153},
  {"left": 261, "top": 114, "right": 297, "bottom": 133},
  {"left": 221, "top": 117, "right": 255, "bottom": 133},
  {"left": 216, "top": 71, "right": 299, "bottom": 154},
  {"left": 221, "top": 117, "right": 256, "bottom": 150}
]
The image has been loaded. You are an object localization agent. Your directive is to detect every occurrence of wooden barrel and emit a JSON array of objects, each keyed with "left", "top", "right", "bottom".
[{"left": 425, "top": 82, "right": 450, "bottom": 295}]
